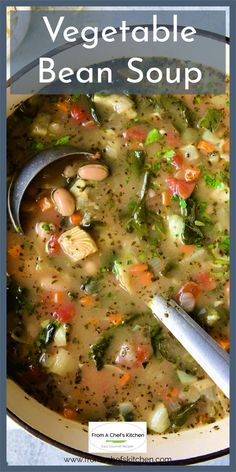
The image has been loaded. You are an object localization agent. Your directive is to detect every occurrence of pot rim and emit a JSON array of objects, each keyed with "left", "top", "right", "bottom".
[
  {"left": 7, "top": 26, "right": 230, "bottom": 466},
  {"left": 7, "top": 408, "right": 229, "bottom": 466}
]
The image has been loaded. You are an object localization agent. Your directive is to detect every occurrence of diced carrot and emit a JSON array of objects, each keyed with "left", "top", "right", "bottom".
[
  {"left": 169, "top": 387, "right": 180, "bottom": 399},
  {"left": 184, "top": 167, "right": 201, "bottom": 182},
  {"left": 90, "top": 318, "right": 99, "bottom": 327},
  {"left": 197, "top": 140, "right": 215, "bottom": 153},
  {"left": 180, "top": 244, "right": 196, "bottom": 255},
  {"left": 215, "top": 338, "right": 230, "bottom": 351},
  {"left": 176, "top": 281, "right": 201, "bottom": 304},
  {"left": 222, "top": 139, "right": 229, "bottom": 153},
  {"left": 82, "top": 120, "right": 96, "bottom": 128},
  {"left": 139, "top": 271, "right": 153, "bottom": 286},
  {"left": 50, "top": 291, "right": 64, "bottom": 304},
  {"left": 80, "top": 295, "right": 94, "bottom": 307},
  {"left": 127, "top": 263, "right": 148, "bottom": 273},
  {"left": 69, "top": 212, "right": 82, "bottom": 225},
  {"left": 119, "top": 372, "right": 131, "bottom": 386},
  {"left": 56, "top": 100, "right": 71, "bottom": 113},
  {"left": 162, "top": 191, "right": 171, "bottom": 206},
  {"left": 38, "top": 197, "right": 53, "bottom": 212},
  {"left": 196, "top": 272, "right": 216, "bottom": 291},
  {"left": 8, "top": 244, "right": 23, "bottom": 258},
  {"left": 109, "top": 313, "right": 124, "bottom": 326},
  {"left": 63, "top": 407, "right": 78, "bottom": 420},
  {"left": 198, "top": 413, "right": 209, "bottom": 424}
]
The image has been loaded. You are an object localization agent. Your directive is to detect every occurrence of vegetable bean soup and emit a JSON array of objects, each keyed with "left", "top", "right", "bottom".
[{"left": 7, "top": 91, "right": 230, "bottom": 433}]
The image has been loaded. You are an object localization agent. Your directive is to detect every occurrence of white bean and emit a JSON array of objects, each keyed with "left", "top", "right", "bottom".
[
  {"left": 179, "top": 292, "right": 195, "bottom": 312},
  {"left": 78, "top": 164, "right": 109, "bottom": 181},
  {"left": 53, "top": 188, "right": 75, "bottom": 216}
]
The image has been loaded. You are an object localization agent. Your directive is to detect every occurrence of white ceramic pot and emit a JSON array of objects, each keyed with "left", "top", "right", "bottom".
[{"left": 7, "top": 32, "right": 230, "bottom": 465}]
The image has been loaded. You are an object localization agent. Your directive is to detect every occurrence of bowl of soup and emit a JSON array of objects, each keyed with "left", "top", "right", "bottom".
[{"left": 7, "top": 36, "right": 230, "bottom": 465}]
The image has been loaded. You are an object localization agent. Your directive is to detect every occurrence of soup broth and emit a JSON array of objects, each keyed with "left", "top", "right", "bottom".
[{"left": 7, "top": 91, "right": 229, "bottom": 433}]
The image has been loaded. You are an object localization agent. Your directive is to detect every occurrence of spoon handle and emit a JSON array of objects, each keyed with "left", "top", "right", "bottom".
[{"left": 149, "top": 295, "right": 230, "bottom": 398}]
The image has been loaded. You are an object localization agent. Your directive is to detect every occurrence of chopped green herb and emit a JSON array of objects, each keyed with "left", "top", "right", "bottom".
[
  {"left": 145, "top": 128, "right": 163, "bottom": 145},
  {"left": 70, "top": 94, "right": 81, "bottom": 102},
  {"left": 179, "top": 198, "right": 187, "bottom": 209},
  {"left": 204, "top": 174, "right": 224, "bottom": 189},
  {"left": 32, "top": 141, "right": 44, "bottom": 152},
  {"left": 55, "top": 135, "right": 72, "bottom": 146},
  {"left": 156, "top": 147, "right": 175, "bottom": 161},
  {"left": 42, "top": 223, "right": 50, "bottom": 232}
]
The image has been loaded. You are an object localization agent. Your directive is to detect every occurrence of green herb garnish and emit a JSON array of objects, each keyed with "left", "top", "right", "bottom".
[
  {"left": 145, "top": 128, "right": 163, "bottom": 145},
  {"left": 55, "top": 135, "right": 72, "bottom": 146}
]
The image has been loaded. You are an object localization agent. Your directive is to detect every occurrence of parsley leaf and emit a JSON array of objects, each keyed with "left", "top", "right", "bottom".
[
  {"left": 156, "top": 147, "right": 175, "bottom": 161},
  {"left": 55, "top": 135, "right": 72, "bottom": 146},
  {"left": 145, "top": 128, "right": 163, "bottom": 145},
  {"left": 204, "top": 174, "right": 224, "bottom": 189}
]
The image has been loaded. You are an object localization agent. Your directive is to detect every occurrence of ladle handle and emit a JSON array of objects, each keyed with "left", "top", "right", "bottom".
[{"left": 150, "top": 295, "right": 230, "bottom": 398}]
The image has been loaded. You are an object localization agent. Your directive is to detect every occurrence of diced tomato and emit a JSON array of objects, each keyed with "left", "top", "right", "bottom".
[
  {"left": 53, "top": 303, "right": 76, "bottom": 323},
  {"left": 176, "top": 281, "right": 202, "bottom": 304},
  {"left": 165, "top": 127, "right": 182, "bottom": 147},
  {"left": 71, "top": 104, "right": 91, "bottom": 124},
  {"left": 115, "top": 342, "right": 151, "bottom": 368},
  {"left": 162, "top": 191, "right": 171, "bottom": 206},
  {"left": 196, "top": 272, "right": 217, "bottom": 291},
  {"left": 46, "top": 235, "right": 61, "bottom": 256},
  {"left": 166, "top": 177, "right": 196, "bottom": 199},
  {"left": 171, "top": 151, "right": 184, "bottom": 170},
  {"left": 50, "top": 291, "right": 65, "bottom": 304},
  {"left": 63, "top": 407, "right": 78, "bottom": 420},
  {"left": 123, "top": 125, "right": 148, "bottom": 142},
  {"left": 136, "top": 345, "right": 151, "bottom": 364},
  {"left": 184, "top": 167, "right": 201, "bottom": 182}
]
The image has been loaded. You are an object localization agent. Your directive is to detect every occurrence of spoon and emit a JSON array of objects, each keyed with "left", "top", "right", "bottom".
[
  {"left": 8, "top": 146, "right": 230, "bottom": 397},
  {"left": 149, "top": 295, "right": 230, "bottom": 398},
  {"left": 8, "top": 145, "right": 95, "bottom": 233}
]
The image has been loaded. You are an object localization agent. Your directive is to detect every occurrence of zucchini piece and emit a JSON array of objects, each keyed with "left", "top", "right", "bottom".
[
  {"left": 148, "top": 402, "right": 170, "bottom": 433},
  {"left": 177, "top": 369, "right": 197, "bottom": 385}
]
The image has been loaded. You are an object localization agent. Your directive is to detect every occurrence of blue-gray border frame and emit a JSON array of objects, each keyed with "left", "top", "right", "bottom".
[{"left": 0, "top": 1, "right": 235, "bottom": 471}]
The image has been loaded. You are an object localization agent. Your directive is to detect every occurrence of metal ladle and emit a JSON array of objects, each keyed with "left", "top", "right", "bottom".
[
  {"left": 7, "top": 146, "right": 230, "bottom": 397},
  {"left": 8, "top": 145, "right": 95, "bottom": 233}
]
